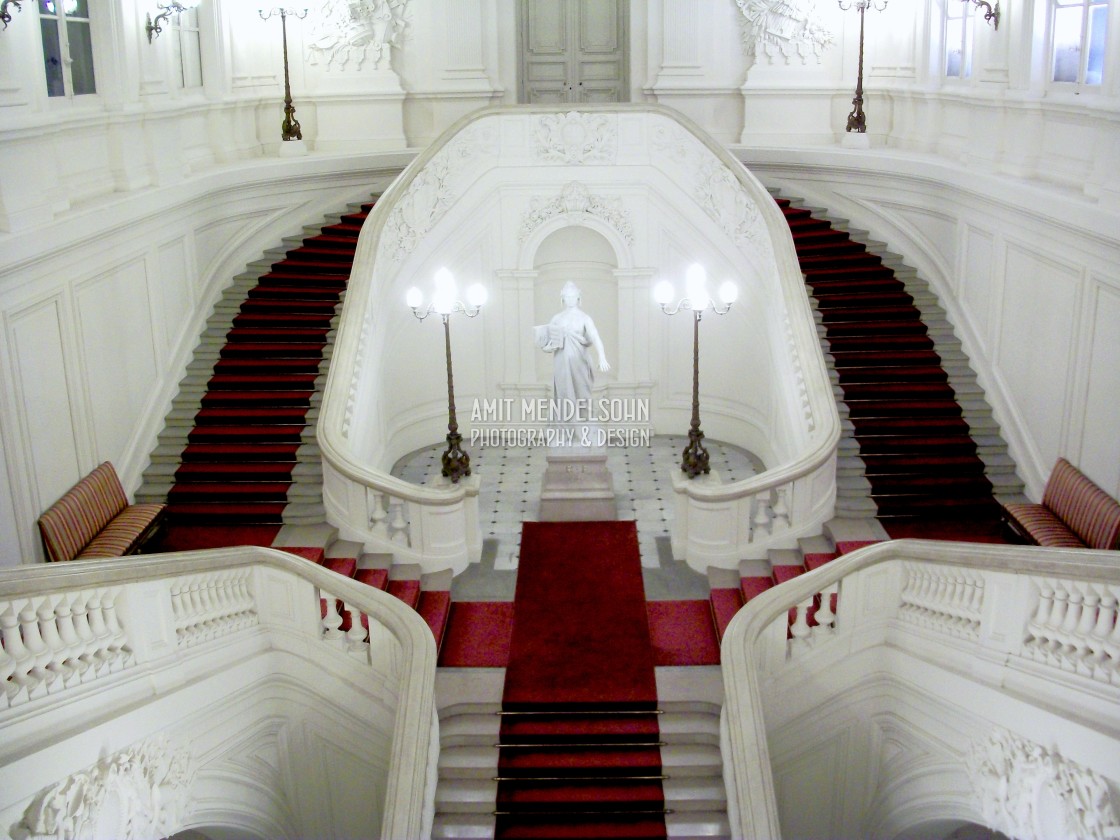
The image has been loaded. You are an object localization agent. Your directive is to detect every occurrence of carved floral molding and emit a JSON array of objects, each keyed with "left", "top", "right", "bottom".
[
  {"left": 15, "top": 735, "right": 192, "bottom": 840},
  {"left": 534, "top": 112, "right": 616, "bottom": 165},
  {"left": 735, "top": 0, "right": 834, "bottom": 65},
  {"left": 519, "top": 182, "right": 634, "bottom": 245},
  {"left": 307, "top": 0, "right": 409, "bottom": 71},
  {"left": 967, "top": 728, "right": 1120, "bottom": 840}
]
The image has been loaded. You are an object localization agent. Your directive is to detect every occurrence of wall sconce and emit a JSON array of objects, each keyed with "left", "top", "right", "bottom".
[
  {"left": 1, "top": 0, "right": 22, "bottom": 30},
  {"left": 965, "top": 0, "right": 1000, "bottom": 28},
  {"left": 146, "top": 0, "right": 201, "bottom": 43}
]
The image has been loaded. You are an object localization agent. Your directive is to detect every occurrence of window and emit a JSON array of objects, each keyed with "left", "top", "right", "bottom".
[
  {"left": 171, "top": 6, "right": 203, "bottom": 89},
  {"left": 1051, "top": 0, "right": 1109, "bottom": 85},
  {"left": 945, "top": 1, "right": 975, "bottom": 78},
  {"left": 39, "top": 0, "right": 96, "bottom": 98}
]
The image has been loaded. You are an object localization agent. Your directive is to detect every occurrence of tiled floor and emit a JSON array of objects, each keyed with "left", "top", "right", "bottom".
[{"left": 392, "top": 435, "right": 764, "bottom": 601}]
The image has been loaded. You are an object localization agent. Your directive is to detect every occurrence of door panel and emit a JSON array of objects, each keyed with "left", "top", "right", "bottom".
[{"left": 521, "top": 0, "right": 627, "bottom": 103}]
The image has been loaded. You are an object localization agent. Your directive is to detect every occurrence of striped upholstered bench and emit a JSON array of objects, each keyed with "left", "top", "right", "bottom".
[
  {"left": 1003, "top": 458, "right": 1120, "bottom": 550},
  {"left": 37, "top": 462, "right": 165, "bottom": 562}
]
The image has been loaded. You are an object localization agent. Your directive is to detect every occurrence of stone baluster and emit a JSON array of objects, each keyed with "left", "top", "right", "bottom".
[
  {"left": 368, "top": 490, "right": 390, "bottom": 540},
  {"left": 1, "top": 602, "right": 42, "bottom": 700},
  {"left": 54, "top": 596, "right": 90, "bottom": 683},
  {"left": 344, "top": 601, "right": 371, "bottom": 662},
  {"left": 1102, "top": 586, "right": 1120, "bottom": 686},
  {"left": 752, "top": 494, "right": 771, "bottom": 541},
  {"left": 1039, "top": 582, "right": 1068, "bottom": 664},
  {"left": 20, "top": 601, "right": 60, "bottom": 692},
  {"left": 388, "top": 498, "right": 409, "bottom": 545},
  {"left": 771, "top": 486, "right": 790, "bottom": 528},
  {"left": 169, "top": 581, "right": 188, "bottom": 642},
  {"left": 70, "top": 595, "right": 101, "bottom": 674},
  {"left": 101, "top": 590, "right": 131, "bottom": 664},
  {"left": 1067, "top": 583, "right": 1099, "bottom": 674},
  {"left": 321, "top": 589, "right": 346, "bottom": 647},
  {"left": 1087, "top": 585, "right": 1117, "bottom": 682},
  {"left": 1026, "top": 580, "right": 1055, "bottom": 658},
  {"left": 85, "top": 593, "right": 116, "bottom": 671},
  {"left": 0, "top": 624, "right": 18, "bottom": 707},
  {"left": 789, "top": 597, "right": 813, "bottom": 647},
  {"left": 814, "top": 582, "right": 838, "bottom": 633},
  {"left": 36, "top": 598, "right": 75, "bottom": 687}
]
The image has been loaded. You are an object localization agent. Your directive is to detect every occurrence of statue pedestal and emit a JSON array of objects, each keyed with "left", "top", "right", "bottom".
[{"left": 538, "top": 447, "right": 617, "bottom": 522}]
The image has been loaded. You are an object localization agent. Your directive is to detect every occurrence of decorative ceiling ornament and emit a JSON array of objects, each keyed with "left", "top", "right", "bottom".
[
  {"left": 307, "top": 0, "right": 409, "bottom": 71},
  {"left": 519, "top": 181, "right": 634, "bottom": 244},
  {"left": 735, "top": 0, "right": 834, "bottom": 64},
  {"left": 15, "top": 735, "right": 193, "bottom": 840},
  {"left": 534, "top": 112, "right": 616, "bottom": 165},
  {"left": 967, "top": 728, "right": 1120, "bottom": 840}
]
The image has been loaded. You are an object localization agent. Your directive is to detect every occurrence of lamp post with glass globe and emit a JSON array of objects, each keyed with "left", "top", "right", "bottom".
[
  {"left": 406, "top": 268, "right": 487, "bottom": 483},
  {"left": 654, "top": 264, "right": 738, "bottom": 478}
]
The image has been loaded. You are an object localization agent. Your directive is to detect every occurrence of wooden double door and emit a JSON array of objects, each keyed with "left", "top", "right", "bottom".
[{"left": 520, "top": 0, "right": 629, "bottom": 104}]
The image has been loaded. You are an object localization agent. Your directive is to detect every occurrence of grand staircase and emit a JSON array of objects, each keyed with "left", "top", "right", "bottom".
[
  {"left": 137, "top": 198, "right": 378, "bottom": 525},
  {"left": 773, "top": 193, "right": 1024, "bottom": 533}
]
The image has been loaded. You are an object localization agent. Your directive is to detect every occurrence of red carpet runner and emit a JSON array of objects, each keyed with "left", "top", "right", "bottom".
[{"left": 497, "top": 521, "right": 667, "bottom": 839}]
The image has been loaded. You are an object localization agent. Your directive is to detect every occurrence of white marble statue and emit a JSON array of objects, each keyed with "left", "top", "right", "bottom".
[{"left": 535, "top": 282, "right": 610, "bottom": 408}]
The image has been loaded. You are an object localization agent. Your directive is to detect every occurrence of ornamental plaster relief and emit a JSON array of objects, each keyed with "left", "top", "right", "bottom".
[
  {"left": 308, "top": 0, "right": 410, "bottom": 71},
  {"left": 967, "top": 728, "right": 1120, "bottom": 840},
  {"left": 14, "top": 736, "right": 192, "bottom": 840},
  {"left": 519, "top": 182, "right": 634, "bottom": 245},
  {"left": 534, "top": 112, "right": 617, "bottom": 165},
  {"left": 379, "top": 122, "right": 497, "bottom": 264},
  {"left": 735, "top": 0, "right": 834, "bottom": 65}
]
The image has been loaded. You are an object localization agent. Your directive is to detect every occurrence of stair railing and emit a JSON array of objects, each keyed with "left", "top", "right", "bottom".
[
  {"left": 0, "top": 547, "right": 437, "bottom": 840},
  {"left": 720, "top": 539, "right": 1120, "bottom": 839}
]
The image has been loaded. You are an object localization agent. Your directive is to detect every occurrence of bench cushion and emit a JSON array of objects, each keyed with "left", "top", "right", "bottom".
[
  {"left": 78, "top": 504, "right": 166, "bottom": 559},
  {"left": 38, "top": 462, "right": 129, "bottom": 562},
  {"left": 1003, "top": 502, "right": 1087, "bottom": 548},
  {"left": 1042, "top": 458, "right": 1120, "bottom": 551}
]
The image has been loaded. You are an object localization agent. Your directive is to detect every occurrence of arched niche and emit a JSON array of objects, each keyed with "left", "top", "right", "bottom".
[{"left": 530, "top": 225, "right": 620, "bottom": 390}]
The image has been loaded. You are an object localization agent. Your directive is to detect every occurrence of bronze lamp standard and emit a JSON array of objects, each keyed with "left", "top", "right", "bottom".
[
  {"left": 259, "top": 6, "right": 308, "bottom": 143},
  {"left": 838, "top": 0, "right": 887, "bottom": 134},
  {"left": 407, "top": 269, "right": 487, "bottom": 484},
  {"left": 654, "top": 264, "right": 738, "bottom": 479}
]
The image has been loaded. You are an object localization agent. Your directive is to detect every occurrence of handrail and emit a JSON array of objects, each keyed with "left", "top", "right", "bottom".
[
  {"left": 719, "top": 539, "right": 1120, "bottom": 839},
  {"left": 0, "top": 547, "right": 437, "bottom": 840}
]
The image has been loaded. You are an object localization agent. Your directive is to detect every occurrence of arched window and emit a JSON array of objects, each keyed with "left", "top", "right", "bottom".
[
  {"left": 38, "top": 0, "right": 96, "bottom": 97},
  {"left": 1050, "top": 0, "right": 1108, "bottom": 85}
]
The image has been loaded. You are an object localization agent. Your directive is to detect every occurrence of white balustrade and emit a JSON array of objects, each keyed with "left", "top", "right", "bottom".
[
  {"left": 170, "top": 569, "right": 257, "bottom": 647},
  {"left": 898, "top": 562, "right": 983, "bottom": 641},
  {"left": 1023, "top": 578, "right": 1120, "bottom": 684},
  {"left": 0, "top": 588, "right": 133, "bottom": 708}
]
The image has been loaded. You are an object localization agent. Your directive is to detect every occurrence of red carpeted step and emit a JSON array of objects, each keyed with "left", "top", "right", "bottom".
[
  {"left": 168, "top": 482, "right": 291, "bottom": 502},
  {"left": 845, "top": 398, "right": 961, "bottom": 417},
  {"left": 284, "top": 246, "right": 357, "bottom": 263},
  {"left": 225, "top": 327, "right": 330, "bottom": 342},
  {"left": 284, "top": 546, "right": 325, "bottom": 563},
  {"left": 873, "top": 496, "right": 1003, "bottom": 518},
  {"left": 813, "top": 291, "right": 913, "bottom": 310},
  {"left": 212, "top": 357, "right": 324, "bottom": 374},
  {"left": 194, "top": 407, "right": 310, "bottom": 425},
  {"left": 498, "top": 745, "right": 663, "bottom": 778},
  {"left": 438, "top": 601, "right": 514, "bottom": 667},
  {"left": 176, "top": 462, "right": 296, "bottom": 481},
  {"left": 708, "top": 587, "right": 743, "bottom": 642},
  {"left": 166, "top": 502, "right": 286, "bottom": 523},
  {"left": 837, "top": 365, "right": 949, "bottom": 384},
  {"left": 771, "top": 564, "right": 805, "bottom": 586},
  {"left": 850, "top": 416, "right": 971, "bottom": 436},
  {"left": 840, "top": 381, "right": 956, "bottom": 400},
  {"left": 247, "top": 284, "right": 345, "bottom": 301},
  {"left": 239, "top": 298, "right": 340, "bottom": 315},
  {"left": 497, "top": 778, "right": 665, "bottom": 810},
  {"left": 417, "top": 589, "right": 452, "bottom": 649},
  {"left": 207, "top": 373, "right": 319, "bottom": 390},
  {"left": 740, "top": 576, "right": 773, "bottom": 603},
  {"left": 823, "top": 318, "right": 929, "bottom": 336},
  {"left": 387, "top": 578, "right": 421, "bottom": 609},
  {"left": 232, "top": 312, "right": 336, "bottom": 328},
  {"left": 831, "top": 349, "right": 941, "bottom": 367},
  {"left": 798, "top": 250, "right": 881, "bottom": 268},
  {"left": 324, "top": 556, "right": 358, "bottom": 578},
  {"left": 180, "top": 442, "right": 299, "bottom": 462},
  {"left": 645, "top": 600, "right": 720, "bottom": 666},
  {"left": 269, "top": 259, "right": 352, "bottom": 275},
  {"left": 318, "top": 222, "right": 364, "bottom": 237},
  {"left": 355, "top": 568, "right": 390, "bottom": 590},
  {"left": 819, "top": 304, "right": 922, "bottom": 323},
  {"left": 825, "top": 333, "right": 935, "bottom": 353},
  {"left": 859, "top": 452, "right": 987, "bottom": 475},
  {"left": 500, "top": 713, "right": 661, "bottom": 745},
  {"left": 855, "top": 434, "right": 978, "bottom": 455},
  {"left": 802, "top": 552, "right": 838, "bottom": 572},
  {"left": 495, "top": 814, "right": 667, "bottom": 840},
  {"left": 188, "top": 425, "right": 306, "bottom": 443},
  {"left": 808, "top": 277, "right": 906, "bottom": 297},
  {"left": 835, "top": 540, "right": 881, "bottom": 555}
]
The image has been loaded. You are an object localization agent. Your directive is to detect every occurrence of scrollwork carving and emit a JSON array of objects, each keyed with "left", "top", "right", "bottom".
[
  {"left": 534, "top": 112, "right": 616, "bottom": 164},
  {"left": 15, "top": 735, "right": 192, "bottom": 840},
  {"left": 519, "top": 181, "right": 634, "bottom": 244},
  {"left": 967, "top": 728, "right": 1120, "bottom": 840},
  {"left": 307, "top": 0, "right": 409, "bottom": 71},
  {"left": 735, "top": 0, "right": 834, "bottom": 65}
]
